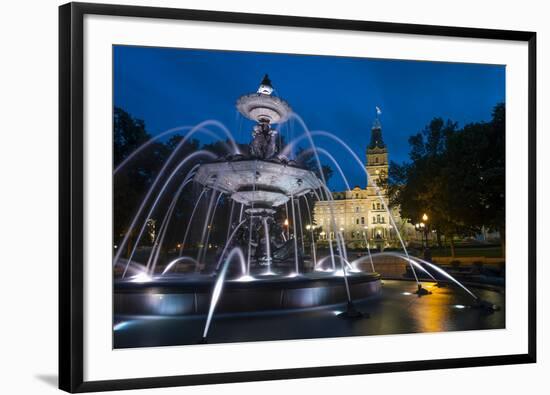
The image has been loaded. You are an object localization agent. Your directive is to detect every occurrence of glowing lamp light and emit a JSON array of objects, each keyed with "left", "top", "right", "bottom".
[
  {"left": 284, "top": 219, "right": 289, "bottom": 226},
  {"left": 422, "top": 213, "right": 429, "bottom": 222}
]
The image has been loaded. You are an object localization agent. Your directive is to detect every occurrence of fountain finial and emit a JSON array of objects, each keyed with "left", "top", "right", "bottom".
[
  {"left": 237, "top": 74, "right": 291, "bottom": 124},
  {"left": 258, "top": 74, "right": 274, "bottom": 95}
]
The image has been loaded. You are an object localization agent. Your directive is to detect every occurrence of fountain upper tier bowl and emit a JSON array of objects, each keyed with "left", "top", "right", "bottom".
[
  {"left": 236, "top": 93, "right": 292, "bottom": 124},
  {"left": 193, "top": 159, "right": 323, "bottom": 207}
]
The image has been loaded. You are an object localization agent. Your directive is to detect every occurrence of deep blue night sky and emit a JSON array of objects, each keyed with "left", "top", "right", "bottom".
[{"left": 114, "top": 45, "right": 505, "bottom": 191}]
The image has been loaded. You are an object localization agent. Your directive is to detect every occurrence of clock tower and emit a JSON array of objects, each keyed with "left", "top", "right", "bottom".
[{"left": 366, "top": 108, "right": 388, "bottom": 186}]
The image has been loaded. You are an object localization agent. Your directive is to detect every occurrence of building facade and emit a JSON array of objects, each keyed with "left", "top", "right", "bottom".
[{"left": 313, "top": 116, "right": 412, "bottom": 249}]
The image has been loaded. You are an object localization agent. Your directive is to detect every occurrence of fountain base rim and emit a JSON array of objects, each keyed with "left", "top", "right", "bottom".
[{"left": 114, "top": 271, "right": 382, "bottom": 315}]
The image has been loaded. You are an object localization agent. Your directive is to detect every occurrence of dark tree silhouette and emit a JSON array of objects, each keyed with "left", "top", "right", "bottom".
[{"left": 389, "top": 104, "right": 505, "bottom": 257}]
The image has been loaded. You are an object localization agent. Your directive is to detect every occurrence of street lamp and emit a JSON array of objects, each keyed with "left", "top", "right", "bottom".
[
  {"left": 283, "top": 218, "right": 290, "bottom": 239},
  {"left": 422, "top": 213, "right": 428, "bottom": 247},
  {"left": 420, "top": 213, "right": 430, "bottom": 260}
]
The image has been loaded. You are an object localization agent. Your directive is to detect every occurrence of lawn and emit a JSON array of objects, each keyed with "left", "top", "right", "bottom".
[{"left": 430, "top": 245, "right": 503, "bottom": 258}]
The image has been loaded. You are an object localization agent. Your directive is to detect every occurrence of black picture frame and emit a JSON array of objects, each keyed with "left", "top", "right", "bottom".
[{"left": 59, "top": 2, "right": 537, "bottom": 392}]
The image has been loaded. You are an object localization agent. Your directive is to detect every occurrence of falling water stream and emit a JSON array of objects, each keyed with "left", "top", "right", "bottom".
[{"left": 121, "top": 150, "right": 217, "bottom": 278}]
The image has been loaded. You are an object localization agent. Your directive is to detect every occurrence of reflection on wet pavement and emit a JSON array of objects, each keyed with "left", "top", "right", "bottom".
[{"left": 114, "top": 280, "right": 504, "bottom": 349}]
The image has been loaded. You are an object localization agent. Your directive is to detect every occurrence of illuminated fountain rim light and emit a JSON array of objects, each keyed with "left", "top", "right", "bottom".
[
  {"left": 113, "top": 321, "right": 133, "bottom": 331},
  {"left": 130, "top": 272, "right": 152, "bottom": 283},
  {"left": 235, "top": 275, "right": 256, "bottom": 282},
  {"left": 286, "top": 272, "right": 300, "bottom": 278},
  {"left": 332, "top": 266, "right": 359, "bottom": 277}
]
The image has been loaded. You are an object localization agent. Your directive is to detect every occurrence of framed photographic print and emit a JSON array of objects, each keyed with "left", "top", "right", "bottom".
[{"left": 59, "top": 2, "right": 537, "bottom": 392}]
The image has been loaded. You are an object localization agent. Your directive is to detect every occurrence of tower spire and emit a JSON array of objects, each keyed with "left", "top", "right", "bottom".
[{"left": 369, "top": 106, "right": 385, "bottom": 149}]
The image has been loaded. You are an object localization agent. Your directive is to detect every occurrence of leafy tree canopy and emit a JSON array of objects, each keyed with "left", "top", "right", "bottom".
[{"left": 389, "top": 103, "right": 505, "bottom": 254}]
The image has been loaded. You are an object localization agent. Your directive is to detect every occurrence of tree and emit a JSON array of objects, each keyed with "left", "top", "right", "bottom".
[
  {"left": 389, "top": 105, "right": 505, "bottom": 257},
  {"left": 113, "top": 108, "right": 163, "bottom": 254},
  {"left": 113, "top": 108, "right": 200, "bottom": 256}
]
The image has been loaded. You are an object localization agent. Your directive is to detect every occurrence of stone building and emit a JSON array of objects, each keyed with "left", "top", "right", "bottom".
[{"left": 313, "top": 114, "right": 413, "bottom": 249}]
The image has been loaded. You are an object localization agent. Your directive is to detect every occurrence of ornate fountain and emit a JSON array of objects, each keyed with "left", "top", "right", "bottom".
[
  {"left": 115, "top": 76, "right": 383, "bottom": 334},
  {"left": 113, "top": 75, "right": 500, "bottom": 346},
  {"left": 194, "top": 75, "right": 322, "bottom": 269}
]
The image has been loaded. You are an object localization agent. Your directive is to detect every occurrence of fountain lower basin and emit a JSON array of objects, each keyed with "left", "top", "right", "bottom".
[{"left": 115, "top": 271, "right": 381, "bottom": 316}]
